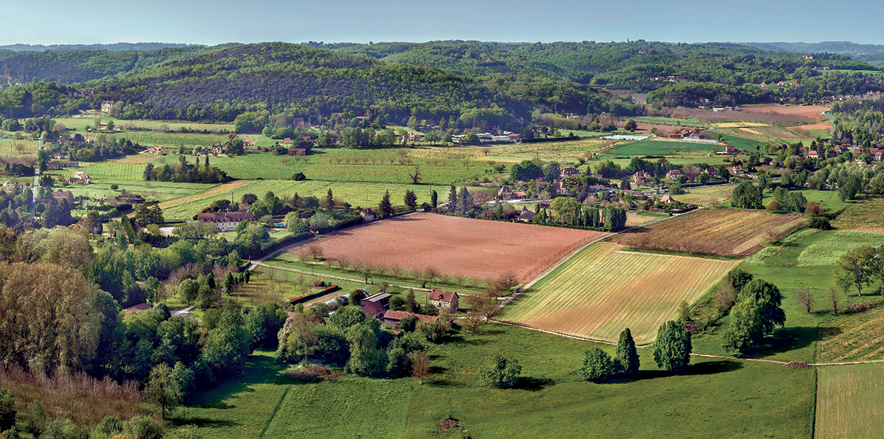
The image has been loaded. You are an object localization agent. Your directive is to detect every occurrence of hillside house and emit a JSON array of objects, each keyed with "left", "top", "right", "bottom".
[
  {"left": 560, "top": 167, "right": 581, "bottom": 179},
  {"left": 100, "top": 100, "right": 115, "bottom": 112},
  {"left": 211, "top": 145, "right": 224, "bottom": 155},
  {"left": 382, "top": 311, "right": 437, "bottom": 328},
  {"left": 405, "top": 133, "right": 423, "bottom": 142},
  {"left": 145, "top": 147, "right": 163, "bottom": 154},
  {"left": 46, "top": 161, "right": 79, "bottom": 170},
  {"left": 518, "top": 207, "right": 536, "bottom": 222},
  {"left": 807, "top": 150, "right": 819, "bottom": 159},
  {"left": 723, "top": 145, "right": 740, "bottom": 154},
  {"left": 732, "top": 166, "right": 745, "bottom": 176},
  {"left": 429, "top": 289, "right": 459, "bottom": 312},
  {"left": 870, "top": 148, "right": 883, "bottom": 161},
  {"left": 498, "top": 186, "right": 515, "bottom": 200},
  {"left": 632, "top": 171, "right": 651, "bottom": 185},
  {"left": 196, "top": 211, "right": 257, "bottom": 232}
]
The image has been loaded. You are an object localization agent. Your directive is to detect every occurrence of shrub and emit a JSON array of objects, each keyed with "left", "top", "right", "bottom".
[
  {"left": 479, "top": 352, "right": 521, "bottom": 388},
  {"left": 848, "top": 303, "right": 872, "bottom": 313},
  {"left": 313, "top": 278, "right": 325, "bottom": 287},
  {"left": 765, "top": 201, "right": 781, "bottom": 212},
  {"left": 578, "top": 347, "right": 613, "bottom": 382}
]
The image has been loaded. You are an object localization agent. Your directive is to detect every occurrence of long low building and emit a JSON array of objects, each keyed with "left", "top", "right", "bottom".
[{"left": 196, "top": 211, "right": 257, "bottom": 231}]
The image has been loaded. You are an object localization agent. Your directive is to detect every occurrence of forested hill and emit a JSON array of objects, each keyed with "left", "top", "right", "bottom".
[
  {"left": 0, "top": 45, "right": 222, "bottom": 84},
  {"left": 0, "top": 42, "right": 635, "bottom": 122},
  {"left": 325, "top": 41, "right": 875, "bottom": 91},
  {"left": 739, "top": 41, "right": 884, "bottom": 67},
  {"left": 0, "top": 42, "right": 197, "bottom": 51}
]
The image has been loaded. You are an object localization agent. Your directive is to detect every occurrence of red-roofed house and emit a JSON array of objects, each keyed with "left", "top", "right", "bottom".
[
  {"left": 660, "top": 195, "right": 674, "bottom": 204},
  {"left": 196, "top": 211, "right": 257, "bottom": 231},
  {"left": 429, "top": 289, "right": 459, "bottom": 312},
  {"left": 360, "top": 301, "right": 387, "bottom": 320}
]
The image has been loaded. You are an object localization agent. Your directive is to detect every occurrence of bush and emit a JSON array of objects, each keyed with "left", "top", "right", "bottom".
[
  {"left": 809, "top": 216, "right": 832, "bottom": 230},
  {"left": 479, "top": 352, "right": 521, "bottom": 388},
  {"left": 765, "top": 201, "right": 781, "bottom": 212},
  {"left": 848, "top": 303, "right": 872, "bottom": 313},
  {"left": 312, "top": 278, "right": 325, "bottom": 287},
  {"left": 292, "top": 172, "right": 306, "bottom": 181},
  {"left": 578, "top": 347, "right": 613, "bottom": 382}
]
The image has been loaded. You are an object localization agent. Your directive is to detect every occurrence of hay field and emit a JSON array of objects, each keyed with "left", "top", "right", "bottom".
[
  {"left": 502, "top": 243, "right": 739, "bottom": 344},
  {"left": 815, "top": 364, "right": 884, "bottom": 439}
]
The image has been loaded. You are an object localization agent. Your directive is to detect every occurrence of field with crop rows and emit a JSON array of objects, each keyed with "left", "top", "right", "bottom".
[
  {"left": 831, "top": 196, "right": 884, "bottom": 232},
  {"left": 614, "top": 208, "right": 806, "bottom": 257},
  {"left": 676, "top": 184, "right": 737, "bottom": 206},
  {"left": 160, "top": 180, "right": 455, "bottom": 221},
  {"left": 503, "top": 243, "right": 740, "bottom": 344},
  {"left": 815, "top": 364, "right": 884, "bottom": 439},
  {"left": 58, "top": 161, "right": 148, "bottom": 180},
  {"left": 63, "top": 180, "right": 214, "bottom": 202},
  {"left": 605, "top": 139, "right": 725, "bottom": 156},
  {"left": 797, "top": 231, "right": 884, "bottom": 266},
  {"left": 818, "top": 306, "right": 884, "bottom": 362},
  {"left": 212, "top": 150, "right": 500, "bottom": 184}
]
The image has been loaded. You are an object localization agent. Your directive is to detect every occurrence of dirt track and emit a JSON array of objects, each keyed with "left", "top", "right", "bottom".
[{"left": 286, "top": 212, "right": 607, "bottom": 282}]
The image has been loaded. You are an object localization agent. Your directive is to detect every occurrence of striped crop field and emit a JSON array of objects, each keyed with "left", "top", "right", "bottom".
[
  {"left": 815, "top": 364, "right": 884, "bottom": 439},
  {"left": 818, "top": 306, "right": 884, "bottom": 362},
  {"left": 502, "top": 243, "right": 740, "bottom": 344}
]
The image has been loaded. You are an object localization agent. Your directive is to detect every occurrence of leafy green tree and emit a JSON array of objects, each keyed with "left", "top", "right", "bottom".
[
  {"left": 0, "top": 388, "right": 15, "bottom": 432},
  {"left": 245, "top": 302, "right": 288, "bottom": 348},
  {"left": 479, "top": 352, "right": 522, "bottom": 388},
  {"left": 721, "top": 299, "right": 763, "bottom": 354},
  {"left": 623, "top": 119, "right": 637, "bottom": 131},
  {"left": 346, "top": 323, "right": 386, "bottom": 376},
  {"left": 144, "top": 364, "right": 182, "bottom": 420},
  {"left": 579, "top": 347, "right": 613, "bottom": 382},
  {"left": 653, "top": 320, "right": 692, "bottom": 371},
  {"left": 509, "top": 160, "right": 543, "bottom": 181},
  {"left": 836, "top": 245, "right": 875, "bottom": 296},
  {"left": 738, "top": 279, "right": 786, "bottom": 335},
  {"left": 201, "top": 311, "right": 251, "bottom": 375},
  {"left": 731, "top": 181, "right": 763, "bottom": 209},
  {"left": 614, "top": 328, "right": 640, "bottom": 376}
]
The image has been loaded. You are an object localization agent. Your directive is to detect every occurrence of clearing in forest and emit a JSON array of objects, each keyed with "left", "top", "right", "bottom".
[
  {"left": 285, "top": 212, "right": 607, "bottom": 283},
  {"left": 815, "top": 364, "right": 884, "bottom": 439},
  {"left": 502, "top": 243, "right": 740, "bottom": 344},
  {"left": 614, "top": 208, "right": 806, "bottom": 257}
]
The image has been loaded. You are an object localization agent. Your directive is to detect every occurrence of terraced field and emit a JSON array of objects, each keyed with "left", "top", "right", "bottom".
[
  {"left": 614, "top": 208, "right": 806, "bottom": 256},
  {"left": 816, "top": 364, "right": 884, "bottom": 439},
  {"left": 503, "top": 243, "right": 740, "bottom": 344}
]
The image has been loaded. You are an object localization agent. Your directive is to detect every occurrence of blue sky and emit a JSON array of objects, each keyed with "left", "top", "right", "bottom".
[{"left": 3, "top": 0, "right": 883, "bottom": 46}]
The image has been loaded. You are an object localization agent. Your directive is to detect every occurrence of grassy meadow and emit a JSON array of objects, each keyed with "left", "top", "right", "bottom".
[
  {"left": 604, "top": 139, "right": 726, "bottom": 156},
  {"left": 169, "top": 324, "right": 814, "bottom": 439}
]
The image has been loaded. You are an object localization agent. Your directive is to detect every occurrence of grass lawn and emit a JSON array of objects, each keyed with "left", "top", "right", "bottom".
[
  {"left": 170, "top": 324, "right": 814, "bottom": 438},
  {"left": 604, "top": 139, "right": 725, "bottom": 156}
]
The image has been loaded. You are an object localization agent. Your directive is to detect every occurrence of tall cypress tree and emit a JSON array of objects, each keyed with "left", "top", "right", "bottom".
[
  {"left": 614, "top": 328, "right": 640, "bottom": 376},
  {"left": 430, "top": 190, "right": 438, "bottom": 208},
  {"left": 448, "top": 186, "right": 457, "bottom": 213}
]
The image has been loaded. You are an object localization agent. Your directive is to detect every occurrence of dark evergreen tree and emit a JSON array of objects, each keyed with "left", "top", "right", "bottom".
[{"left": 614, "top": 328, "right": 640, "bottom": 376}]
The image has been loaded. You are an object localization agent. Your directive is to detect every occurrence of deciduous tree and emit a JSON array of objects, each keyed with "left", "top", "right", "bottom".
[
  {"left": 479, "top": 352, "right": 521, "bottom": 388},
  {"left": 579, "top": 347, "right": 613, "bottom": 382},
  {"left": 653, "top": 320, "right": 692, "bottom": 371}
]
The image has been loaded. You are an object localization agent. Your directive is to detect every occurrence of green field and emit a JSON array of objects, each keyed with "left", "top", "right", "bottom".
[
  {"left": 502, "top": 243, "right": 740, "bottom": 344},
  {"left": 170, "top": 324, "right": 814, "bottom": 439},
  {"left": 53, "top": 117, "right": 234, "bottom": 132},
  {"left": 58, "top": 161, "right": 150, "bottom": 180},
  {"left": 815, "top": 364, "right": 884, "bottom": 439},
  {"left": 604, "top": 139, "right": 726, "bottom": 156},
  {"left": 797, "top": 231, "right": 884, "bottom": 266},
  {"left": 160, "top": 179, "right": 455, "bottom": 221},
  {"left": 831, "top": 195, "right": 884, "bottom": 230},
  {"left": 62, "top": 180, "right": 215, "bottom": 203}
]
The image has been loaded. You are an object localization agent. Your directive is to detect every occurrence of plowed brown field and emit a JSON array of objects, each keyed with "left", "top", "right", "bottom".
[
  {"left": 614, "top": 208, "right": 807, "bottom": 256},
  {"left": 287, "top": 213, "right": 607, "bottom": 282}
]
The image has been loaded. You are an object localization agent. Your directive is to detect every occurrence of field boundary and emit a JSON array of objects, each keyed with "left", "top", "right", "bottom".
[{"left": 258, "top": 385, "right": 291, "bottom": 438}]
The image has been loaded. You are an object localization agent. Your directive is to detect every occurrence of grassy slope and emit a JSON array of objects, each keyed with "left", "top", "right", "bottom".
[{"left": 170, "top": 325, "right": 813, "bottom": 439}]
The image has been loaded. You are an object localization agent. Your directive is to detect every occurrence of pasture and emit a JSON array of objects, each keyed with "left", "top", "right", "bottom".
[
  {"left": 614, "top": 208, "right": 807, "bottom": 257},
  {"left": 62, "top": 180, "right": 214, "bottom": 203},
  {"left": 604, "top": 139, "right": 725, "bottom": 156},
  {"left": 284, "top": 212, "right": 607, "bottom": 283},
  {"left": 53, "top": 117, "right": 234, "bottom": 132},
  {"left": 677, "top": 184, "right": 737, "bottom": 206},
  {"left": 169, "top": 324, "right": 814, "bottom": 439},
  {"left": 502, "top": 243, "right": 740, "bottom": 344},
  {"left": 159, "top": 180, "right": 455, "bottom": 222},
  {"left": 815, "top": 364, "right": 884, "bottom": 439}
]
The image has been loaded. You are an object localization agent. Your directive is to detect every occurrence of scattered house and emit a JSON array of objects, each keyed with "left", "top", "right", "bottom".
[
  {"left": 145, "top": 147, "right": 163, "bottom": 154},
  {"left": 287, "top": 148, "right": 307, "bottom": 156},
  {"left": 68, "top": 171, "right": 92, "bottom": 184},
  {"left": 560, "top": 167, "right": 581, "bottom": 179},
  {"left": 405, "top": 133, "right": 423, "bottom": 142},
  {"left": 360, "top": 300, "right": 387, "bottom": 320},
  {"left": 210, "top": 145, "right": 224, "bottom": 155},
  {"left": 724, "top": 145, "right": 740, "bottom": 154},
  {"left": 53, "top": 152, "right": 66, "bottom": 160},
  {"left": 703, "top": 167, "right": 717, "bottom": 176},
  {"left": 518, "top": 207, "right": 536, "bottom": 222},
  {"left": 362, "top": 292, "right": 391, "bottom": 306},
  {"left": 52, "top": 190, "right": 74, "bottom": 203},
  {"left": 632, "top": 170, "right": 652, "bottom": 185},
  {"left": 498, "top": 186, "right": 515, "bottom": 200},
  {"left": 870, "top": 148, "right": 883, "bottom": 161},
  {"left": 196, "top": 211, "right": 258, "bottom": 232},
  {"left": 732, "top": 166, "right": 745, "bottom": 176},
  {"left": 507, "top": 133, "right": 522, "bottom": 142},
  {"left": 804, "top": 55, "right": 814, "bottom": 60},
  {"left": 116, "top": 193, "right": 145, "bottom": 204},
  {"left": 807, "top": 150, "right": 819, "bottom": 159},
  {"left": 429, "top": 289, "right": 459, "bottom": 312},
  {"left": 46, "top": 160, "right": 78, "bottom": 170},
  {"left": 382, "top": 310, "right": 437, "bottom": 328},
  {"left": 100, "top": 100, "right": 115, "bottom": 112},
  {"left": 358, "top": 208, "right": 376, "bottom": 222},
  {"left": 665, "top": 169, "right": 683, "bottom": 180},
  {"left": 282, "top": 138, "right": 292, "bottom": 145},
  {"left": 660, "top": 194, "right": 674, "bottom": 204}
]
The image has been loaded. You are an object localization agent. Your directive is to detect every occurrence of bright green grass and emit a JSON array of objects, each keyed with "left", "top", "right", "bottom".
[
  {"left": 162, "top": 180, "right": 456, "bottom": 222},
  {"left": 60, "top": 180, "right": 214, "bottom": 203},
  {"left": 94, "top": 131, "right": 231, "bottom": 148},
  {"left": 170, "top": 324, "right": 814, "bottom": 438},
  {"left": 58, "top": 161, "right": 147, "bottom": 180},
  {"left": 633, "top": 115, "right": 706, "bottom": 126},
  {"left": 797, "top": 231, "right": 884, "bottom": 266},
  {"left": 53, "top": 117, "right": 234, "bottom": 132},
  {"left": 717, "top": 133, "right": 772, "bottom": 151},
  {"left": 605, "top": 139, "right": 725, "bottom": 156},
  {"left": 211, "top": 150, "right": 499, "bottom": 184}
]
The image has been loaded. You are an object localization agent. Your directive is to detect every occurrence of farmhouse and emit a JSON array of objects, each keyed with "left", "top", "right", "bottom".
[
  {"left": 498, "top": 186, "right": 514, "bottom": 200},
  {"left": 100, "top": 100, "right": 115, "bottom": 112},
  {"left": 358, "top": 208, "right": 376, "bottom": 221},
  {"left": 665, "top": 169, "right": 683, "bottom": 180},
  {"left": 360, "top": 300, "right": 387, "bottom": 320},
  {"left": 405, "top": 133, "right": 423, "bottom": 142},
  {"left": 52, "top": 190, "right": 74, "bottom": 203},
  {"left": 660, "top": 194, "right": 674, "bottom": 204},
  {"left": 560, "top": 167, "right": 581, "bottom": 179},
  {"left": 196, "top": 211, "right": 257, "bottom": 232},
  {"left": 382, "top": 311, "right": 437, "bottom": 328},
  {"left": 807, "top": 150, "right": 819, "bottom": 159},
  {"left": 632, "top": 171, "right": 651, "bottom": 185},
  {"left": 145, "top": 147, "right": 163, "bottom": 154},
  {"left": 429, "top": 289, "right": 459, "bottom": 312},
  {"left": 518, "top": 207, "right": 536, "bottom": 222},
  {"left": 68, "top": 171, "right": 92, "bottom": 184}
]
